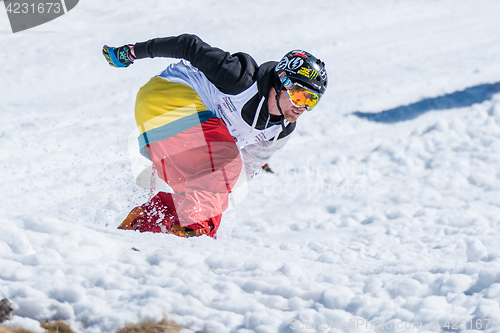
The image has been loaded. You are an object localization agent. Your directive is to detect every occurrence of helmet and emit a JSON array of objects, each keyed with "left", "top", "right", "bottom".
[{"left": 275, "top": 50, "right": 328, "bottom": 95}]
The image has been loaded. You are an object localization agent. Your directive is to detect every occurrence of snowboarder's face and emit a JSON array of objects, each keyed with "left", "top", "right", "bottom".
[{"left": 268, "top": 89, "right": 307, "bottom": 123}]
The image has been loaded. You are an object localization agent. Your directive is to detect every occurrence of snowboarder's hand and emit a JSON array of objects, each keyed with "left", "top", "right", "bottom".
[
  {"left": 102, "top": 45, "right": 135, "bottom": 68},
  {"left": 261, "top": 163, "right": 274, "bottom": 174}
]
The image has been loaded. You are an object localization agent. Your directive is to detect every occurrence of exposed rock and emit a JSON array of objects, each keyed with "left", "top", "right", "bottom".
[{"left": 0, "top": 299, "right": 13, "bottom": 323}]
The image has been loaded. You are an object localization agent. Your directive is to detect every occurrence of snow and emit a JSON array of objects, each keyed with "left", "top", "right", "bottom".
[{"left": 1, "top": 0, "right": 500, "bottom": 332}]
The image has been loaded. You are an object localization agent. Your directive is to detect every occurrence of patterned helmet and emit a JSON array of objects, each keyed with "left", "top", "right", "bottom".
[{"left": 275, "top": 50, "right": 328, "bottom": 95}]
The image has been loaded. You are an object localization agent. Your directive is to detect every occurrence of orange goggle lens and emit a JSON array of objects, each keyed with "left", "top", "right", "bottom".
[{"left": 286, "top": 83, "right": 321, "bottom": 111}]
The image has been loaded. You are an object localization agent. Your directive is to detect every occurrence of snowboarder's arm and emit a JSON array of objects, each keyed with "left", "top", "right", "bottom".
[
  {"left": 132, "top": 34, "right": 258, "bottom": 95},
  {"left": 240, "top": 136, "right": 290, "bottom": 179}
]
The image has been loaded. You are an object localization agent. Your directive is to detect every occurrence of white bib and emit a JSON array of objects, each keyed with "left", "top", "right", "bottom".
[{"left": 157, "top": 60, "right": 282, "bottom": 147}]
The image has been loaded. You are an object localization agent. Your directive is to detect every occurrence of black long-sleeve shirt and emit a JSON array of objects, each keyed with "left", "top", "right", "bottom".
[{"left": 133, "top": 34, "right": 295, "bottom": 136}]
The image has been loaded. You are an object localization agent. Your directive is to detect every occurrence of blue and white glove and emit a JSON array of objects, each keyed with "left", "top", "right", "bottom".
[{"left": 102, "top": 44, "right": 136, "bottom": 68}]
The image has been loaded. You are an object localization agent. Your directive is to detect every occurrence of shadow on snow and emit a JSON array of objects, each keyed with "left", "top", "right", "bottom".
[{"left": 353, "top": 82, "right": 500, "bottom": 123}]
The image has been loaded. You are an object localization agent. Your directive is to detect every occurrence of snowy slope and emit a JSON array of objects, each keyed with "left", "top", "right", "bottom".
[{"left": 2, "top": 0, "right": 500, "bottom": 332}]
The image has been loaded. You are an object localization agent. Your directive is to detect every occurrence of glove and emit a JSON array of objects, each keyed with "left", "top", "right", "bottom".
[
  {"left": 102, "top": 44, "right": 136, "bottom": 68},
  {"left": 261, "top": 163, "right": 274, "bottom": 174}
]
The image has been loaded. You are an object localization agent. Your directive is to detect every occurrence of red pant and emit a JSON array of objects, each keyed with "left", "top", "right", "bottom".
[{"left": 138, "top": 118, "right": 241, "bottom": 237}]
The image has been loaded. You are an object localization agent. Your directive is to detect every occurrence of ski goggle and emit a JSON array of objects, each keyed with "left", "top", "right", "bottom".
[
  {"left": 286, "top": 82, "right": 321, "bottom": 111},
  {"left": 278, "top": 73, "right": 322, "bottom": 111}
]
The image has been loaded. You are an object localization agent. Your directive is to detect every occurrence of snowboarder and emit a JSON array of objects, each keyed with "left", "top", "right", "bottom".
[{"left": 103, "top": 34, "right": 328, "bottom": 238}]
